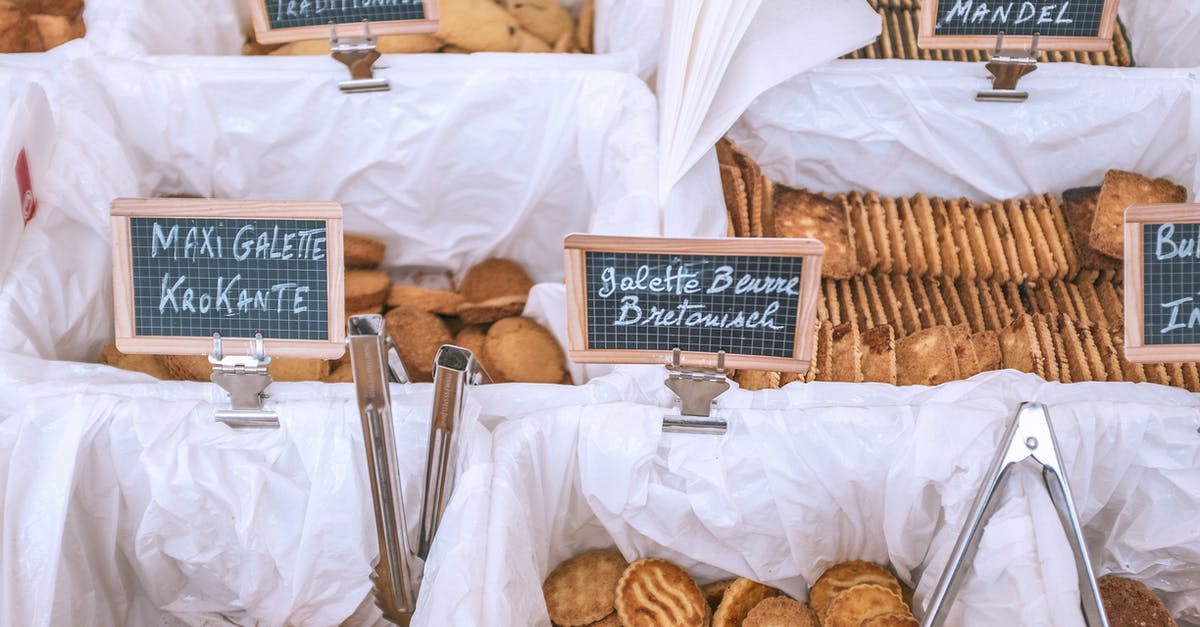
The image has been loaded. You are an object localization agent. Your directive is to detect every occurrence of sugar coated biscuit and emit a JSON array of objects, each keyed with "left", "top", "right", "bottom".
[
  {"left": 862, "top": 611, "right": 920, "bottom": 626},
  {"left": 343, "top": 233, "right": 386, "bottom": 269},
  {"left": 345, "top": 269, "right": 391, "bottom": 312},
  {"left": 543, "top": 550, "right": 629, "bottom": 626},
  {"left": 809, "top": 561, "right": 901, "bottom": 621},
  {"left": 616, "top": 559, "right": 707, "bottom": 627},
  {"left": 713, "top": 578, "right": 779, "bottom": 627},
  {"left": 823, "top": 584, "right": 909, "bottom": 627},
  {"left": 702, "top": 579, "right": 736, "bottom": 613},
  {"left": 1098, "top": 575, "right": 1178, "bottom": 627},
  {"left": 742, "top": 596, "right": 818, "bottom": 627}
]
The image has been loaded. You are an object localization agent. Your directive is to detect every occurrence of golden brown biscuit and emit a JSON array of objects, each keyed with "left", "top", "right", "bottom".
[
  {"left": 1090, "top": 170, "right": 1188, "bottom": 259},
  {"left": 99, "top": 343, "right": 171, "bottom": 379},
  {"left": 0, "top": 6, "right": 43, "bottom": 53},
  {"left": 384, "top": 306, "right": 452, "bottom": 382},
  {"left": 814, "top": 321, "right": 834, "bottom": 382},
  {"left": 823, "top": 584, "right": 910, "bottom": 627},
  {"left": 504, "top": 0, "right": 573, "bottom": 47},
  {"left": 999, "top": 315, "right": 1045, "bottom": 376},
  {"left": 543, "top": 550, "right": 628, "bottom": 626},
  {"left": 435, "top": 0, "right": 521, "bottom": 52},
  {"left": 774, "top": 185, "right": 856, "bottom": 279},
  {"left": 324, "top": 364, "right": 355, "bottom": 383},
  {"left": 861, "top": 325, "right": 897, "bottom": 385},
  {"left": 514, "top": 27, "right": 552, "bottom": 52},
  {"left": 830, "top": 322, "right": 864, "bottom": 383},
  {"left": 24, "top": 0, "right": 84, "bottom": 17},
  {"left": 861, "top": 612, "right": 920, "bottom": 627},
  {"left": 1061, "top": 186, "right": 1120, "bottom": 272},
  {"left": 615, "top": 559, "right": 707, "bottom": 627},
  {"left": 950, "top": 324, "right": 981, "bottom": 378},
  {"left": 343, "top": 234, "right": 386, "bottom": 269},
  {"left": 269, "top": 358, "right": 330, "bottom": 382},
  {"left": 734, "top": 370, "right": 781, "bottom": 391},
  {"left": 459, "top": 258, "right": 534, "bottom": 303},
  {"left": 1097, "top": 575, "right": 1178, "bottom": 627},
  {"left": 742, "top": 596, "right": 818, "bottom": 627},
  {"left": 585, "top": 614, "right": 620, "bottom": 627},
  {"left": 161, "top": 354, "right": 213, "bottom": 381},
  {"left": 376, "top": 33, "right": 444, "bottom": 54},
  {"left": 809, "top": 561, "right": 902, "bottom": 621},
  {"left": 576, "top": 0, "right": 594, "bottom": 53},
  {"left": 387, "top": 285, "right": 463, "bottom": 315},
  {"left": 29, "top": 14, "right": 81, "bottom": 49},
  {"left": 457, "top": 294, "right": 528, "bottom": 325},
  {"left": 345, "top": 270, "right": 391, "bottom": 312},
  {"left": 896, "top": 327, "right": 959, "bottom": 386},
  {"left": 483, "top": 317, "right": 566, "bottom": 383},
  {"left": 712, "top": 578, "right": 779, "bottom": 627},
  {"left": 702, "top": 579, "right": 736, "bottom": 613}
]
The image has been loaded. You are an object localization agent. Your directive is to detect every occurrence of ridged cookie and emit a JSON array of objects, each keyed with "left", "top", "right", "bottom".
[
  {"left": 543, "top": 550, "right": 628, "bottom": 626},
  {"left": 615, "top": 559, "right": 707, "bottom": 627}
]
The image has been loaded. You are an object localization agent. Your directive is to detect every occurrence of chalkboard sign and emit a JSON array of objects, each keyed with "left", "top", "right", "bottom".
[
  {"left": 1124, "top": 204, "right": 1200, "bottom": 363},
  {"left": 564, "top": 235, "right": 824, "bottom": 372},
  {"left": 918, "top": 0, "right": 1119, "bottom": 51},
  {"left": 249, "top": 0, "right": 440, "bottom": 45},
  {"left": 111, "top": 198, "right": 345, "bottom": 358}
]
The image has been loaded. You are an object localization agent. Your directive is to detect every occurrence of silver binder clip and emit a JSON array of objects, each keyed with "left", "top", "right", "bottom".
[
  {"left": 921, "top": 402, "right": 1109, "bottom": 627},
  {"left": 210, "top": 332, "right": 279, "bottom": 428},
  {"left": 330, "top": 20, "right": 390, "bottom": 93},
  {"left": 348, "top": 314, "right": 419, "bottom": 625},
  {"left": 663, "top": 348, "right": 731, "bottom": 435},
  {"left": 417, "top": 344, "right": 491, "bottom": 559},
  {"left": 977, "top": 32, "right": 1039, "bottom": 103}
]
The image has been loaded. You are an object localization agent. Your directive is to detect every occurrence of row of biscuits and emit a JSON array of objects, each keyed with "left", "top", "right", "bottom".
[
  {"left": 246, "top": 0, "right": 594, "bottom": 56},
  {"left": 842, "top": 0, "right": 1133, "bottom": 66},
  {"left": 0, "top": 0, "right": 85, "bottom": 52}
]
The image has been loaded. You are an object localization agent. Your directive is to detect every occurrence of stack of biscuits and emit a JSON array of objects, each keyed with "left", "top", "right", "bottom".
[
  {"left": 100, "top": 234, "right": 569, "bottom": 385},
  {"left": 245, "top": 0, "right": 594, "bottom": 56},
  {"left": 842, "top": 0, "right": 1133, "bottom": 66},
  {"left": 718, "top": 140, "right": 1196, "bottom": 390},
  {"left": 0, "top": 0, "right": 86, "bottom": 52}
]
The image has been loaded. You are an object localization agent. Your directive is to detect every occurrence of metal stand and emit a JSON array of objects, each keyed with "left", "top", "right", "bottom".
[
  {"left": 210, "top": 333, "right": 278, "bottom": 428},
  {"left": 349, "top": 314, "right": 419, "bottom": 626},
  {"left": 418, "top": 345, "right": 491, "bottom": 559},
  {"left": 920, "top": 402, "right": 1109, "bottom": 627},
  {"left": 663, "top": 348, "right": 731, "bottom": 435},
  {"left": 977, "top": 32, "right": 1040, "bottom": 103},
  {"left": 330, "top": 21, "right": 390, "bottom": 93}
]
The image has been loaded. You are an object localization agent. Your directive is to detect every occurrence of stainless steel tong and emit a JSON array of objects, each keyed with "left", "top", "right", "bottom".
[{"left": 921, "top": 402, "right": 1109, "bottom": 627}]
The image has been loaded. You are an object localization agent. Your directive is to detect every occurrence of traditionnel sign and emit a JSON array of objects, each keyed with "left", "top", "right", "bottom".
[
  {"left": 110, "top": 198, "right": 346, "bottom": 358},
  {"left": 249, "top": 0, "right": 440, "bottom": 45},
  {"left": 564, "top": 235, "right": 824, "bottom": 372},
  {"left": 918, "top": 0, "right": 1120, "bottom": 51},
  {"left": 1123, "top": 204, "right": 1200, "bottom": 363}
]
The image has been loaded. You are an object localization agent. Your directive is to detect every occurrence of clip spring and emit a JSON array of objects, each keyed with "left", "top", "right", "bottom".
[
  {"left": 330, "top": 20, "right": 390, "bottom": 93},
  {"left": 663, "top": 348, "right": 731, "bottom": 435},
  {"left": 210, "top": 332, "right": 278, "bottom": 428}
]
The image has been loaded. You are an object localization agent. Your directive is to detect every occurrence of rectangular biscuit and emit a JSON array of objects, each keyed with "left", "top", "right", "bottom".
[
  {"left": 1058, "top": 315, "right": 1093, "bottom": 382},
  {"left": 931, "top": 196, "right": 961, "bottom": 279},
  {"left": 959, "top": 200, "right": 992, "bottom": 280},
  {"left": 814, "top": 320, "right": 834, "bottom": 382},
  {"left": 881, "top": 196, "right": 910, "bottom": 274},
  {"left": 1031, "top": 280, "right": 1060, "bottom": 320},
  {"left": 720, "top": 165, "right": 749, "bottom": 237},
  {"left": 957, "top": 280, "right": 987, "bottom": 332},
  {"left": 1006, "top": 199, "right": 1041, "bottom": 280},
  {"left": 990, "top": 282, "right": 1015, "bottom": 328},
  {"left": 941, "top": 279, "right": 968, "bottom": 328},
  {"left": 911, "top": 193, "right": 942, "bottom": 277},
  {"left": 1050, "top": 280, "right": 1079, "bottom": 320},
  {"left": 775, "top": 185, "right": 857, "bottom": 278},
  {"left": 891, "top": 274, "right": 923, "bottom": 336},
  {"left": 990, "top": 202, "right": 1026, "bottom": 282},
  {"left": 1095, "top": 278, "right": 1125, "bottom": 333},
  {"left": 999, "top": 314, "right": 1045, "bottom": 377},
  {"left": 1089, "top": 170, "right": 1188, "bottom": 259},
  {"left": 839, "top": 279, "right": 864, "bottom": 332},
  {"left": 1077, "top": 321, "right": 1109, "bottom": 383},
  {"left": 1182, "top": 362, "right": 1200, "bottom": 392},
  {"left": 1031, "top": 313, "right": 1060, "bottom": 382},
  {"left": 909, "top": 275, "right": 936, "bottom": 329},
  {"left": 848, "top": 192, "right": 879, "bottom": 273},
  {"left": 971, "top": 330, "right": 1002, "bottom": 372},
  {"left": 1046, "top": 193, "right": 1081, "bottom": 277},
  {"left": 1003, "top": 283, "right": 1026, "bottom": 318},
  {"left": 898, "top": 196, "right": 928, "bottom": 274},
  {"left": 896, "top": 326, "right": 960, "bottom": 386},
  {"left": 950, "top": 324, "right": 981, "bottom": 378},
  {"left": 1021, "top": 198, "right": 1059, "bottom": 280},
  {"left": 860, "top": 324, "right": 898, "bottom": 385},
  {"left": 865, "top": 192, "right": 894, "bottom": 273},
  {"left": 926, "top": 278, "right": 953, "bottom": 326},
  {"left": 830, "top": 322, "right": 864, "bottom": 382},
  {"left": 858, "top": 275, "right": 889, "bottom": 330},
  {"left": 823, "top": 279, "right": 841, "bottom": 326},
  {"left": 1092, "top": 322, "right": 1124, "bottom": 382},
  {"left": 1031, "top": 194, "right": 1070, "bottom": 280},
  {"left": 977, "top": 206, "right": 1011, "bottom": 282}
]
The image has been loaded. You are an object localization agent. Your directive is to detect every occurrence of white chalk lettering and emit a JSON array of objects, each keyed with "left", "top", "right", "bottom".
[
  {"left": 152, "top": 223, "right": 178, "bottom": 258},
  {"left": 1016, "top": 2, "right": 1036, "bottom": 24},
  {"left": 1155, "top": 223, "right": 1197, "bottom": 261}
]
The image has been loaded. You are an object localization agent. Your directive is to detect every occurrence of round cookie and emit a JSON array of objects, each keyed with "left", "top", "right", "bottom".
[
  {"left": 435, "top": 0, "right": 521, "bottom": 52},
  {"left": 543, "top": 550, "right": 628, "bottom": 627},
  {"left": 702, "top": 579, "right": 736, "bottom": 613},
  {"left": 343, "top": 233, "right": 386, "bottom": 269},
  {"left": 823, "top": 584, "right": 909, "bottom": 627},
  {"left": 615, "top": 558, "right": 707, "bottom": 627},
  {"left": 29, "top": 14, "right": 81, "bottom": 49},
  {"left": 515, "top": 27, "right": 552, "bottom": 53},
  {"left": 345, "top": 269, "right": 391, "bottom": 312},
  {"left": 25, "top": 0, "right": 85, "bottom": 17},
  {"left": 453, "top": 325, "right": 494, "bottom": 374},
  {"left": 483, "top": 317, "right": 566, "bottom": 383},
  {"left": 457, "top": 294, "right": 527, "bottom": 325},
  {"left": 376, "top": 33, "right": 443, "bottom": 54},
  {"left": 384, "top": 306, "right": 452, "bottom": 382},
  {"left": 862, "top": 612, "right": 919, "bottom": 627},
  {"left": 459, "top": 258, "right": 534, "bottom": 303},
  {"left": 388, "top": 285, "right": 463, "bottom": 316},
  {"left": 733, "top": 369, "right": 781, "bottom": 391},
  {"left": 742, "top": 596, "right": 818, "bottom": 627},
  {"left": 585, "top": 614, "right": 620, "bottom": 626},
  {"left": 504, "top": 0, "right": 574, "bottom": 46},
  {"left": 713, "top": 578, "right": 780, "bottom": 627},
  {"left": 1098, "top": 575, "right": 1178, "bottom": 627},
  {"left": 810, "top": 561, "right": 902, "bottom": 620}
]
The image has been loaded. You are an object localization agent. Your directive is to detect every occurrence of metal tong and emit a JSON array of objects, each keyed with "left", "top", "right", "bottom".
[
  {"left": 348, "top": 314, "right": 418, "bottom": 625},
  {"left": 417, "top": 345, "right": 491, "bottom": 559},
  {"left": 921, "top": 402, "right": 1109, "bottom": 627}
]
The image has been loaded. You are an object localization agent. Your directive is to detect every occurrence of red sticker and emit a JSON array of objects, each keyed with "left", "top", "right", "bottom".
[{"left": 15, "top": 148, "right": 36, "bottom": 225}]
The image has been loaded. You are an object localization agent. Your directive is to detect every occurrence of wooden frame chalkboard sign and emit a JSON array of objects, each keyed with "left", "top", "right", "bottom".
[
  {"left": 110, "top": 198, "right": 345, "bottom": 359},
  {"left": 918, "top": 0, "right": 1120, "bottom": 51},
  {"left": 249, "top": 0, "right": 440, "bottom": 45},
  {"left": 564, "top": 235, "right": 825, "bottom": 372},
  {"left": 1124, "top": 204, "right": 1200, "bottom": 363}
]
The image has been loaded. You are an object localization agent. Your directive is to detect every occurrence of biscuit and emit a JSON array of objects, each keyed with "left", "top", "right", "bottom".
[
  {"left": 376, "top": 34, "right": 445, "bottom": 54},
  {"left": 1031, "top": 194, "right": 1072, "bottom": 279},
  {"left": 384, "top": 306, "right": 452, "bottom": 382},
  {"left": 1006, "top": 199, "right": 1040, "bottom": 280},
  {"left": 505, "top": 0, "right": 574, "bottom": 47},
  {"left": 483, "top": 316, "right": 567, "bottom": 383},
  {"left": 881, "top": 196, "right": 910, "bottom": 275},
  {"left": 897, "top": 326, "right": 959, "bottom": 386},
  {"left": 950, "top": 324, "right": 980, "bottom": 378},
  {"left": 436, "top": 0, "right": 522, "bottom": 52},
  {"left": 712, "top": 578, "right": 780, "bottom": 627},
  {"left": 909, "top": 276, "right": 936, "bottom": 330},
  {"left": 940, "top": 280, "right": 967, "bottom": 329},
  {"left": 1095, "top": 280, "right": 1124, "bottom": 333},
  {"left": 324, "top": 364, "right": 354, "bottom": 383},
  {"left": 1074, "top": 280, "right": 1107, "bottom": 328},
  {"left": 1097, "top": 575, "right": 1178, "bottom": 627},
  {"left": 1090, "top": 170, "right": 1188, "bottom": 259},
  {"left": 823, "top": 280, "right": 842, "bottom": 326},
  {"left": 865, "top": 193, "right": 894, "bottom": 273},
  {"left": 457, "top": 294, "right": 528, "bottom": 325},
  {"left": 989, "top": 282, "right": 1014, "bottom": 328},
  {"left": 0, "top": 6, "right": 42, "bottom": 53},
  {"left": 586, "top": 614, "right": 620, "bottom": 627},
  {"left": 912, "top": 194, "right": 942, "bottom": 277},
  {"left": 1029, "top": 314, "right": 1060, "bottom": 382},
  {"left": 744, "top": 164, "right": 765, "bottom": 237},
  {"left": 823, "top": 584, "right": 910, "bottom": 627},
  {"left": 897, "top": 196, "right": 928, "bottom": 275},
  {"left": 925, "top": 278, "right": 952, "bottom": 327},
  {"left": 721, "top": 165, "right": 750, "bottom": 238},
  {"left": 1003, "top": 282, "right": 1027, "bottom": 318},
  {"left": 453, "top": 324, "right": 489, "bottom": 360},
  {"left": 270, "top": 358, "right": 330, "bottom": 382},
  {"left": 387, "top": 285, "right": 464, "bottom": 316},
  {"left": 809, "top": 562, "right": 902, "bottom": 621},
  {"left": 944, "top": 198, "right": 974, "bottom": 281},
  {"left": 774, "top": 186, "right": 856, "bottom": 279},
  {"left": 29, "top": 14, "right": 80, "bottom": 49},
  {"left": 958, "top": 200, "right": 992, "bottom": 280},
  {"left": 814, "top": 321, "right": 834, "bottom": 382},
  {"left": 990, "top": 203, "right": 1025, "bottom": 282},
  {"left": 615, "top": 559, "right": 707, "bottom": 627},
  {"left": 977, "top": 207, "right": 1012, "bottom": 283},
  {"left": 955, "top": 281, "right": 986, "bottom": 333},
  {"left": 1021, "top": 198, "right": 1059, "bottom": 280},
  {"left": 161, "top": 354, "right": 213, "bottom": 381},
  {"left": 848, "top": 192, "right": 879, "bottom": 273},
  {"left": 1056, "top": 315, "right": 1092, "bottom": 382},
  {"left": 971, "top": 330, "right": 1002, "bottom": 372},
  {"left": 838, "top": 280, "right": 864, "bottom": 331},
  {"left": 760, "top": 175, "right": 776, "bottom": 237},
  {"left": 1182, "top": 362, "right": 1200, "bottom": 392},
  {"left": 459, "top": 258, "right": 534, "bottom": 303},
  {"left": 861, "top": 275, "right": 890, "bottom": 329},
  {"left": 861, "top": 325, "right": 897, "bottom": 385},
  {"left": 999, "top": 315, "right": 1045, "bottom": 376},
  {"left": 702, "top": 579, "right": 736, "bottom": 613},
  {"left": 576, "top": 0, "right": 594, "bottom": 53},
  {"left": 930, "top": 196, "right": 959, "bottom": 279},
  {"left": 734, "top": 370, "right": 781, "bottom": 391},
  {"left": 345, "top": 270, "right": 391, "bottom": 312},
  {"left": 1093, "top": 323, "right": 1124, "bottom": 382},
  {"left": 270, "top": 40, "right": 335, "bottom": 55},
  {"left": 543, "top": 550, "right": 629, "bottom": 626},
  {"left": 830, "top": 322, "right": 864, "bottom": 383},
  {"left": 890, "top": 275, "right": 921, "bottom": 336},
  {"left": 862, "top": 612, "right": 920, "bottom": 627},
  {"left": 742, "top": 596, "right": 818, "bottom": 627},
  {"left": 26, "top": 0, "right": 85, "bottom": 17}
]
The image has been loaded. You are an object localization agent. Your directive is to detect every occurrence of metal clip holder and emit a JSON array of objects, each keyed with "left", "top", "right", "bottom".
[
  {"left": 921, "top": 402, "right": 1109, "bottom": 627},
  {"left": 663, "top": 348, "right": 731, "bottom": 435},
  {"left": 330, "top": 21, "right": 390, "bottom": 93},
  {"left": 348, "top": 314, "right": 419, "bottom": 625},
  {"left": 417, "top": 344, "right": 491, "bottom": 559},
  {"left": 978, "top": 32, "right": 1040, "bottom": 103},
  {"left": 209, "top": 332, "right": 278, "bottom": 428}
]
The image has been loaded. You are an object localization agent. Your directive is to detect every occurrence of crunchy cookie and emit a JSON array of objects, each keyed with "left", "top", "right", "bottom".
[
  {"left": 743, "top": 596, "right": 818, "bottom": 627},
  {"left": 860, "top": 325, "right": 897, "bottom": 385},
  {"left": 453, "top": 324, "right": 489, "bottom": 361},
  {"left": 99, "top": 343, "right": 171, "bottom": 379},
  {"left": 324, "top": 364, "right": 354, "bottom": 383},
  {"left": 713, "top": 578, "right": 779, "bottom": 627},
  {"left": 721, "top": 165, "right": 750, "bottom": 238},
  {"left": 161, "top": 354, "right": 213, "bottom": 382},
  {"left": 270, "top": 358, "right": 330, "bottom": 382},
  {"left": 999, "top": 315, "right": 1045, "bottom": 376},
  {"left": 343, "top": 233, "right": 386, "bottom": 269},
  {"left": 1097, "top": 575, "right": 1178, "bottom": 627},
  {"left": 585, "top": 614, "right": 620, "bottom": 627},
  {"left": 1090, "top": 170, "right": 1188, "bottom": 259},
  {"left": 576, "top": 0, "right": 594, "bottom": 52},
  {"left": 384, "top": 306, "right": 452, "bottom": 382},
  {"left": 814, "top": 321, "right": 834, "bottom": 382},
  {"left": 483, "top": 316, "right": 566, "bottom": 383},
  {"left": 459, "top": 258, "right": 534, "bottom": 303},
  {"left": 436, "top": 0, "right": 522, "bottom": 52},
  {"left": 897, "top": 326, "right": 959, "bottom": 386},
  {"left": 950, "top": 324, "right": 981, "bottom": 378},
  {"left": 823, "top": 584, "right": 910, "bottom": 627},
  {"left": 862, "top": 612, "right": 920, "bottom": 626},
  {"left": 734, "top": 370, "right": 781, "bottom": 391},
  {"left": 0, "top": 6, "right": 43, "bottom": 53},
  {"left": 865, "top": 193, "right": 894, "bottom": 273},
  {"left": 774, "top": 185, "right": 856, "bottom": 279},
  {"left": 702, "top": 579, "right": 736, "bottom": 613},
  {"left": 387, "top": 285, "right": 464, "bottom": 315},
  {"left": 345, "top": 269, "right": 391, "bottom": 312},
  {"left": 830, "top": 322, "right": 864, "bottom": 383},
  {"left": 504, "top": 0, "right": 574, "bottom": 47},
  {"left": 543, "top": 550, "right": 628, "bottom": 626},
  {"left": 29, "top": 14, "right": 81, "bottom": 49},
  {"left": 615, "top": 559, "right": 707, "bottom": 627},
  {"left": 458, "top": 294, "right": 528, "bottom": 325},
  {"left": 376, "top": 34, "right": 444, "bottom": 54},
  {"left": 809, "top": 561, "right": 902, "bottom": 621}
]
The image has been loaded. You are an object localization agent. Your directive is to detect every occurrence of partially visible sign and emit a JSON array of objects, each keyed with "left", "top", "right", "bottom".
[
  {"left": 919, "top": 0, "right": 1120, "bottom": 51},
  {"left": 1124, "top": 204, "right": 1200, "bottom": 362},
  {"left": 564, "top": 235, "right": 824, "bottom": 372},
  {"left": 15, "top": 149, "right": 36, "bottom": 225},
  {"left": 110, "top": 198, "right": 345, "bottom": 358},
  {"left": 250, "top": 0, "right": 440, "bottom": 44}
]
